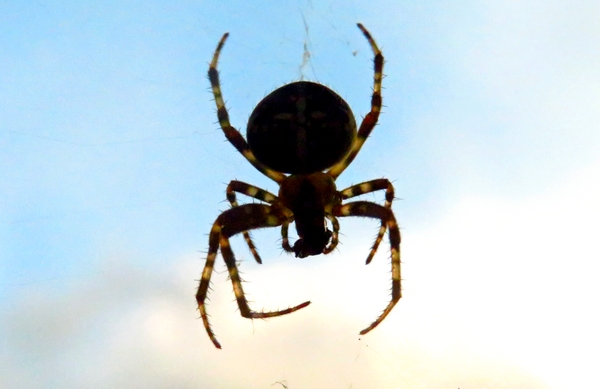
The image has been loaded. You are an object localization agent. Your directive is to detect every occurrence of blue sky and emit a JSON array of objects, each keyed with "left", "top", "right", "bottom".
[{"left": 1, "top": 1, "right": 600, "bottom": 388}]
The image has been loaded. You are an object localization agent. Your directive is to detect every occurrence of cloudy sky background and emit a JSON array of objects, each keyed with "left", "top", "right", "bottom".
[{"left": 1, "top": 1, "right": 599, "bottom": 388}]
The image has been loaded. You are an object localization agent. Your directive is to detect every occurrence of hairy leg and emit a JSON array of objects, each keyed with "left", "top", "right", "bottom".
[
  {"left": 333, "top": 200, "right": 401, "bottom": 335},
  {"left": 208, "top": 33, "right": 286, "bottom": 183},
  {"left": 327, "top": 24, "right": 383, "bottom": 179},
  {"left": 339, "top": 179, "right": 395, "bottom": 263},
  {"left": 226, "top": 180, "right": 279, "bottom": 264},
  {"left": 196, "top": 203, "right": 308, "bottom": 349}
]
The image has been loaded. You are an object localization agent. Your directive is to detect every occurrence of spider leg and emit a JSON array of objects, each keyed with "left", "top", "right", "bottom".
[
  {"left": 333, "top": 200, "right": 401, "bottom": 335},
  {"left": 196, "top": 203, "right": 310, "bottom": 349},
  {"left": 196, "top": 220, "right": 221, "bottom": 348},
  {"left": 339, "top": 179, "right": 395, "bottom": 263},
  {"left": 327, "top": 24, "right": 383, "bottom": 179},
  {"left": 208, "top": 33, "right": 286, "bottom": 184},
  {"left": 226, "top": 180, "right": 279, "bottom": 264}
]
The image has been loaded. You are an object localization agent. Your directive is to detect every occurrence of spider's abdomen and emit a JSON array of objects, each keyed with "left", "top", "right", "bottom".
[{"left": 247, "top": 81, "right": 356, "bottom": 174}]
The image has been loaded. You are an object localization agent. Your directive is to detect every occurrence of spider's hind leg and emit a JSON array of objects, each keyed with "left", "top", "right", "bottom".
[
  {"left": 208, "top": 33, "right": 286, "bottom": 184},
  {"left": 327, "top": 24, "right": 383, "bottom": 179}
]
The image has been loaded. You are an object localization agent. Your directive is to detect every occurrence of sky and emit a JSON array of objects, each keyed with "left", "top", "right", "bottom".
[{"left": 1, "top": 1, "right": 600, "bottom": 388}]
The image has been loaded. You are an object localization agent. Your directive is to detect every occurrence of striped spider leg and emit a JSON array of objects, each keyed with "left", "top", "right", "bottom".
[
  {"left": 331, "top": 200, "right": 401, "bottom": 335},
  {"left": 225, "top": 180, "right": 279, "bottom": 264},
  {"left": 208, "top": 33, "right": 286, "bottom": 185},
  {"left": 323, "top": 25, "right": 401, "bottom": 335},
  {"left": 196, "top": 203, "right": 311, "bottom": 349},
  {"left": 326, "top": 23, "right": 383, "bottom": 180},
  {"left": 339, "top": 179, "right": 395, "bottom": 263}
]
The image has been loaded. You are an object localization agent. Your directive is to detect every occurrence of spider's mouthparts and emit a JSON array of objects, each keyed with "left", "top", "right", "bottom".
[{"left": 293, "top": 229, "right": 333, "bottom": 258}]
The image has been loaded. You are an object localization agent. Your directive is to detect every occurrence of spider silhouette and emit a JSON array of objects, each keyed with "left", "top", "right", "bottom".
[{"left": 196, "top": 24, "right": 401, "bottom": 349}]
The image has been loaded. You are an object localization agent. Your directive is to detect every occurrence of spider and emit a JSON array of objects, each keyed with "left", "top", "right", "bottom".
[{"left": 197, "top": 23, "right": 401, "bottom": 349}]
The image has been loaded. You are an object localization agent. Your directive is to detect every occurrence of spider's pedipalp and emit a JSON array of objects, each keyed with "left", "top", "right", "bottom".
[
  {"left": 322, "top": 214, "right": 340, "bottom": 254},
  {"left": 333, "top": 200, "right": 401, "bottom": 335},
  {"left": 281, "top": 219, "right": 294, "bottom": 253}
]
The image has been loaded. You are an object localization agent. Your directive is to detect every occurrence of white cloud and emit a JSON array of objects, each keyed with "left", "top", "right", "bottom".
[{"left": 5, "top": 155, "right": 598, "bottom": 388}]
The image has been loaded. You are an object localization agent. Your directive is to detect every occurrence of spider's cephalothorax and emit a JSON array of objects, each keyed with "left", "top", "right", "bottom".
[{"left": 197, "top": 24, "right": 401, "bottom": 349}]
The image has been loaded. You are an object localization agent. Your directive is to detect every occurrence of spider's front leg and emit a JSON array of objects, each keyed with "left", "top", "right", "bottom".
[
  {"left": 333, "top": 201, "right": 401, "bottom": 335},
  {"left": 340, "top": 179, "right": 395, "bottom": 263},
  {"left": 196, "top": 203, "right": 310, "bottom": 349},
  {"left": 226, "top": 180, "right": 279, "bottom": 264}
]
